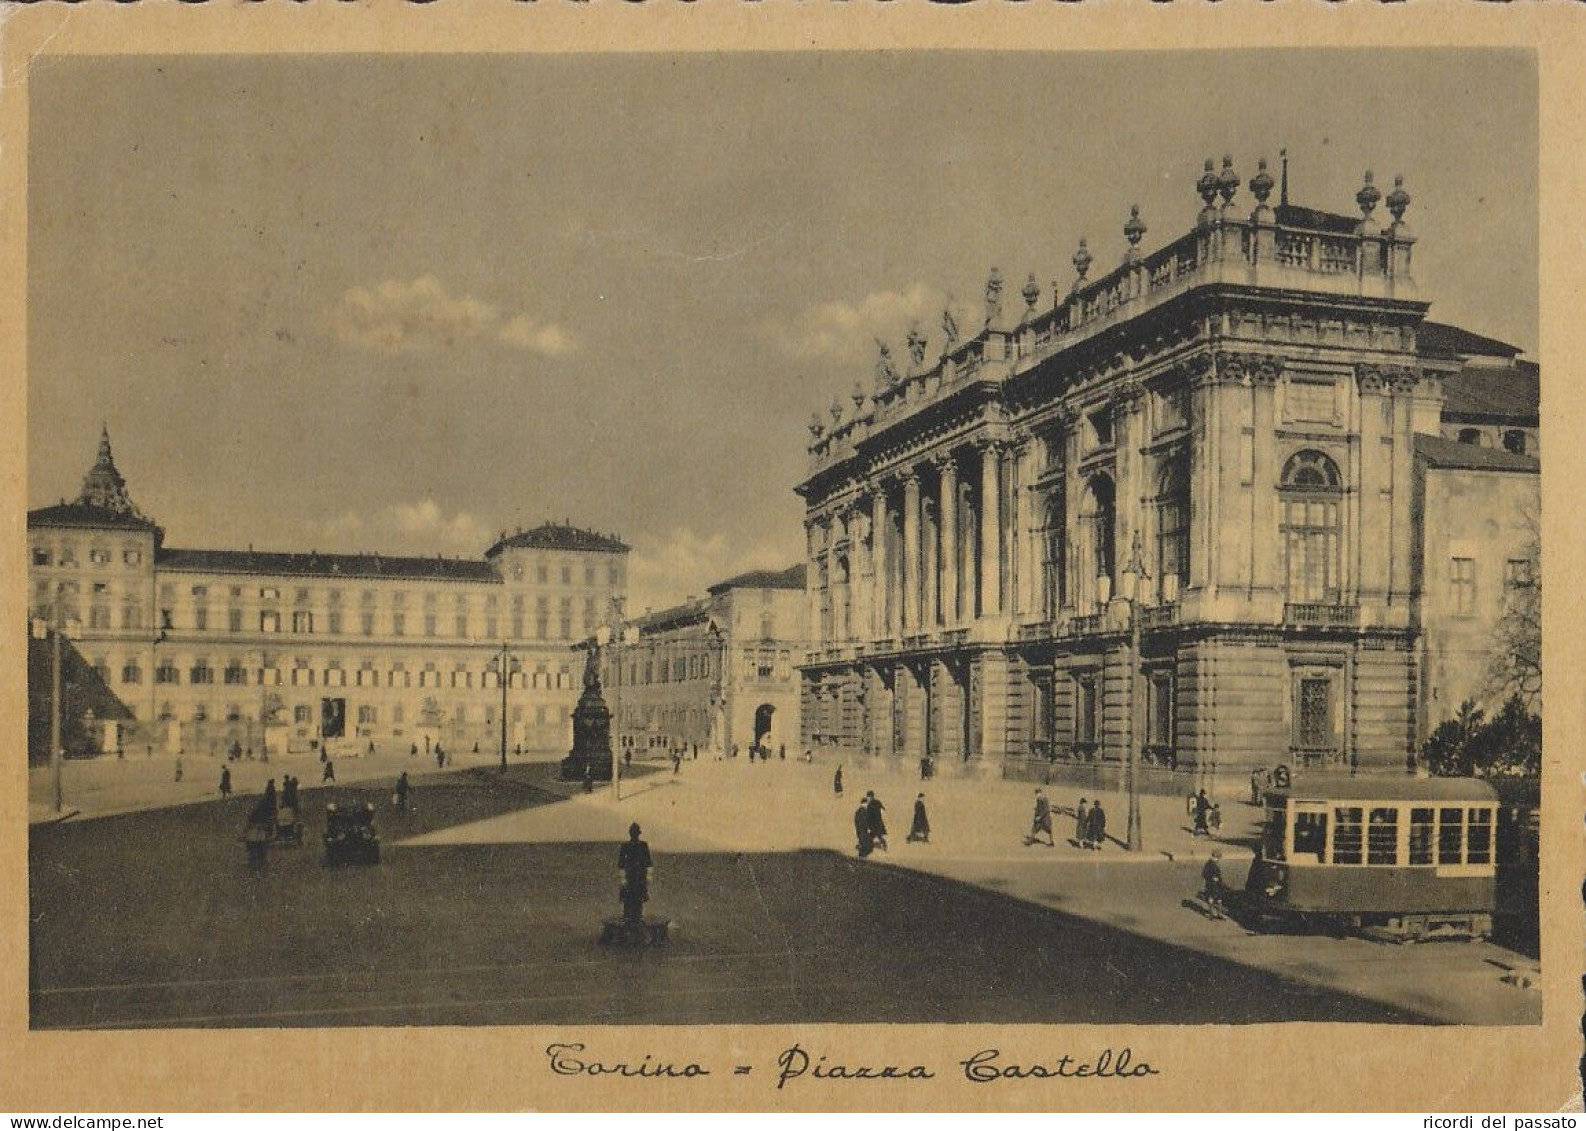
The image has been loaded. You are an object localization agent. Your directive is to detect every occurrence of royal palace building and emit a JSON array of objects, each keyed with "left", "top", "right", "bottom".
[
  {"left": 796, "top": 157, "right": 1539, "bottom": 778},
  {"left": 27, "top": 430, "right": 630, "bottom": 759},
  {"left": 601, "top": 564, "right": 807, "bottom": 760}
]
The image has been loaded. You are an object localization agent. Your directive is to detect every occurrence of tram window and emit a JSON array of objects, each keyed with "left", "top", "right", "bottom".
[
  {"left": 1367, "top": 808, "right": 1399, "bottom": 865},
  {"left": 1291, "top": 810, "right": 1326, "bottom": 860},
  {"left": 1331, "top": 807, "right": 1363, "bottom": 865},
  {"left": 1438, "top": 808, "right": 1465, "bottom": 865},
  {"left": 1467, "top": 808, "right": 1493, "bottom": 865},
  {"left": 1408, "top": 808, "right": 1435, "bottom": 865}
]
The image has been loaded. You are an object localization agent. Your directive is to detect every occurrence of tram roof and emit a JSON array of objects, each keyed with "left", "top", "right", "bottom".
[{"left": 1266, "top": 774, "right": 1499, "bottom": 804}]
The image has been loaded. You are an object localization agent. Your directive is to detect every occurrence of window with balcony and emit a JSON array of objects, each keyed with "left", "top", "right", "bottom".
[{"left": 1279, "top": 450, "right": 1342, "bottom": 604}]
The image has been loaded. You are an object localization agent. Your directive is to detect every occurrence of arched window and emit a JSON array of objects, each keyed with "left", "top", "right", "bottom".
[
  {"left": 1041, "top": 494, "right": 1066, "bottom": 614},
  {"left": 1080, "top": 474, "right": 1116, "bottom": 599},
  {"left": 1155, "top": 459, "right": 1191, "bottom": 597},
  {"left": 1280, "top": 450, "right": 1343, "bottom": 603},
  {"left": 1502, "top": 429, "right": 1528, "bottom": 455}
]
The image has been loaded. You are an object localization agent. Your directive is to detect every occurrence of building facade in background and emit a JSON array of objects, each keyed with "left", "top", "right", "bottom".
[
  {"left": 797, "top": 157, "right": 1539, "bottom": 777},
  {"left": 603, "top": 565, "right": 806, "bottom": 758},
  {"left": 27, "top": 430, "right": 629, "bottom": 758}
]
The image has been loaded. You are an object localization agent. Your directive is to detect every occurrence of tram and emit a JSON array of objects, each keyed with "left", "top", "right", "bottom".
[{"left": 1243, "top": 773, "right": 1499, "bottom": 940}]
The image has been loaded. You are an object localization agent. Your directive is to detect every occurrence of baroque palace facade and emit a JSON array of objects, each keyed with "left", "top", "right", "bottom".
[
  {"left": 797, "top": 157, "right": 1539, "bottom": 777},
  {"left": 27, "top": 432, "right": 629, "bottom": 758}
]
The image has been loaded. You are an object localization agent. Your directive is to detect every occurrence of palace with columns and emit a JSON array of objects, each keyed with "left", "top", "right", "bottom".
[{"left": 797, "top": 156, "right": 1539, "bottom": 777}]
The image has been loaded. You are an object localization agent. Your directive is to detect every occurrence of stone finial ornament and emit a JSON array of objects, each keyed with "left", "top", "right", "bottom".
[
  {"left": 852, "top": 381, "right": 867, "bottom": 410},
  {"left": 1356, "top": 170, "right": 1381, "bottom": 221},
  {"left": 1386, "top": 174, "right": 1411, "bottom": 224},
  {"left": 1197, "top": 157, "right": 1219, "bottom": 209},
  {"left": 1123, "top": 205, "right": 1147, "bottom": 259},
  {"left": 1249, "top": 157, "right": 1275, "bottom": 206},
  {"left": 906, "top": 322, "right": 928, "bottom": 368},
  {"left": 1022, "top": 271, "right": 1041, "bottom": 313},
  {"left": 1072, "top": 237, "right": 1093, "bottom": 285},
  {"left": 1217, "top": 155, "right": 1239, "bottom": 207},
  {"left": 829, "top": 398, "right": 844, "bottom": 425},
  {"left": 809, "top": 412, "right": 825, "bottom": 439}
]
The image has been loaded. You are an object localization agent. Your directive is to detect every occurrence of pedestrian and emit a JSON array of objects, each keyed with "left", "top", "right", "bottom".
[
  {"left": 322, "top": 757, "right": 336, "bottom": 783},
  {"left": 1028, "top": 789, "right": 1054, "bottom": 847},
  {"left": 1087, "top": 799, "right": 1108, "bottom": 850},
  {"left": 436, "top": 746, "right": 445, "bottom": 770},
  {"left": 1249, "top": 768, "right": 1264, "bottom": 806},
  {"left": 865, "top": 791, "right": 888, "bottom": 852},
  {"left": 411, "top": 742, "right": 418, "bottom": 759},
  {"left": 1193, "top": 789, "right": 1211, "bottom": 836},
  {"left": 803, "top": 748, "right": 813, "bottom": 764},
  {"left": 624, "top": 748, "right": 632, "bottom": 769},
  {"left": 395, "top": 771, "right": 410, "bottom": 811},
  {"left": 692, "top": 743, "right": 699, "bottom": 760},
  {"left": 281, "top": 774, "right": 298, "bottom": 814},
  {"left": 1075, "top": 797, "right": 1091, "bottom": 848},
  {"left": 618, "top": 822, "right": 653, "bottom": 929},
  {"left": 243, "top": 798, "right": 272, "bottom": 871},
  {"left": 261, "top": 778, "right": 278, "bottom": 830},
  {"left": 854, "top": 801, "right": 874, "bottom": 858},
  {"left": 1200, "top": 851, "right": 1226, "bottom": 909},
  {"left": 583, "top": 764, "right": 594, "bottom": 794},
  {"left": 833, "top": 765, "right": 844, "bottom": 796},
  {"left": 473, "top": 742, "right": 480, "bottom": 755},
  {"left": 779, "top": 744, "right": 786, "bottom": 761},
  {"left": 173, "top": 757, "right": 183, "bottom": 783},
  {"left": 671, "top": 750, "right": 681, "bottom": 775},
  {"left": 368, "top": 740, "right": 377, "bottom": 758},
  {"left": 219, "top": 766, "right": 232, "bottom": 798},
  {"left": 908, "top": 793, "right": 931, "bottom": 844}
]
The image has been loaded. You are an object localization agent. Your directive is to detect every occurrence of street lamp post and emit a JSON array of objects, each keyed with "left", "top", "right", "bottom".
[
  {"left": 1123, "top": 531, "right": 1148, "bottom": 853},
  {"left": 494, "top": 641, "right": 516, "bottom": 772}
]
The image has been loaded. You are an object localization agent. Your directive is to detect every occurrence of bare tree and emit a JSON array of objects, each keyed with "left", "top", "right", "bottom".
[{"left": 1485, "top": 510, "right": 1541, "bottom": 712}]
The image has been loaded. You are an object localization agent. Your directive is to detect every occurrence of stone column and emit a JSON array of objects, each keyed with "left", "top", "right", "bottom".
[
  {"left": 805, "top": 519, "right": 824, "bottom": 651},
  {"left": 936, "top": 454, "right": 959, "bottom": 627},
  {"left": 978, "top": 441, "right": 1003, "bottom": 617},
  {"left": 902, "top": 470, "right": 922, "bottom": 634},
  {"left": 871, "top": 489, "right": 890, "bottom": 640}
]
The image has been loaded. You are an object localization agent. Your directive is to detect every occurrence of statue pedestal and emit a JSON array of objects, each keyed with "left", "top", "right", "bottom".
[{"left": 560, "top": 684, "right": 613, "bottom": 782}]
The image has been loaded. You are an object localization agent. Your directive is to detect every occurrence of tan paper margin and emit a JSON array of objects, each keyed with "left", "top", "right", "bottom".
[{"left": 0, "top": 2, "right": 1580, "bottom": 1114}]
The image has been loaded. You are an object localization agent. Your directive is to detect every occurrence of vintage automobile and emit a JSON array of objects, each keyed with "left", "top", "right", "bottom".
[{"left": 322, "top": 802, "right": 381, "bottom": 866}]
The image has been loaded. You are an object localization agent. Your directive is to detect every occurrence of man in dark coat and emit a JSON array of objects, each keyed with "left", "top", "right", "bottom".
[
  {"left": 865, "top": 791, "right": 888, "bottom": 851},
  {"left": 833, "top": 765, "right": 844, "bottom": 796},
  {"left": 854, "top": 802, "right": 873, "bottom": 858},
  {"left": 908, "top": 793, "right": 931, "bottom": 843},
  {"left": 1193, "top": 789, "right": 1211, "bottom": 836},
  {"left": 617, "top": 822, "right": 653, "bottom": 926},
  {"left": 395, "top": 771, "right": 410, "bottom": 810},
  {"left": 322, "top": 758, "right": 335, "bottom": 783},
  {"left": 219, "top": 766, "right": 232, "bottom": 797},
  {"left": 1029, "top": 789, "right": 1054, "bottom": 847},
  {"left": 1087, "top": 799, "right": 1108, "bottom": 850}
]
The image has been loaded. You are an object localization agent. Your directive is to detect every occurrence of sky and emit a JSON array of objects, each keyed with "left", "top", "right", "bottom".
[{"left": 27, "top": 50, "right": 1537, "bottom": 614}]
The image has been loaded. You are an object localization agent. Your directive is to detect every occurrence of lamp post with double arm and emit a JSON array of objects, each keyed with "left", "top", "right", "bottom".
[{"left": 1122, "top": 530, "right": 1149, "bottom": 853}]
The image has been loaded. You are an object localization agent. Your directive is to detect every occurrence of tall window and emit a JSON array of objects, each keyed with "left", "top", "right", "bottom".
[
  {"left": 1041, "top": 495, "right": 1066, "bottom": 614},
  {"left": 1295, "top": 675, "right": 1334, "bottom": 754},
  {"left": 1080, "top": 475, "right": 1116, "bottom": 602},
  {"left": 1073, "top": 671, "right": 1098, "bottom": 751},
  {"left": 1155, "top": 459, "right": 1190, "bottom": 597},
  {"left": 1279, "top": 450, "right": 1343, "bottom": 603}
]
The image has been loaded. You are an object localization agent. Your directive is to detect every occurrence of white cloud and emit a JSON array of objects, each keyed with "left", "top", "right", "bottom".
[
  {"left": 762, "top": 282, "right": 943, "bottom": 365},
  {"left": 330, "top": 275, "right": 576, "bottom": 357},
  {"left": 626, "top": 526, "right": 799, "bottom": 617},
  {"left": 312, "top": 500, "right": 495, "bottom": 557},
  {"left": 498, "top": 314, "right": 577, "bottom": 357}
]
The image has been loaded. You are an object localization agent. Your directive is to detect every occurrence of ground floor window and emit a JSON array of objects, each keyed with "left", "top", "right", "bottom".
[{"left": 1072, "top": 671, "right": 1098, "bottom": 754}]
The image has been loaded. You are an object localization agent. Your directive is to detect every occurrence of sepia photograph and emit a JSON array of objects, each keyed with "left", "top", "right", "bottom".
[{"left": 4, "top": 10, "right": 1577, "bottom": 1113}]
